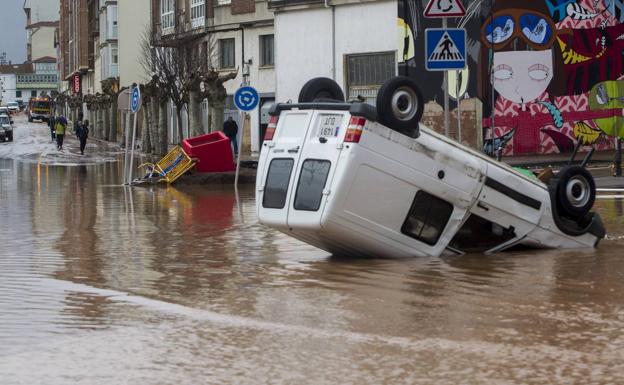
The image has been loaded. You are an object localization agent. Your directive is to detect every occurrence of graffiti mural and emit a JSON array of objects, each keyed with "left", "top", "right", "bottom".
[{"left": 398, "top": 0, "right": 624, "bottom": 156}]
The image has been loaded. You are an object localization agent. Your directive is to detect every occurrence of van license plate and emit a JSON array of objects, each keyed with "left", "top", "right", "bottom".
[{"left": 316, "top": 114, "right": 341, "bottom": 137}]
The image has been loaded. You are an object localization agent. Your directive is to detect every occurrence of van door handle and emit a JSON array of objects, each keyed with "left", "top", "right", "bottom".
[
  {"left": 288, "top": 146, "right": 300, "bottom": 153},
  {"left": 477, "top": 201, "right": 489, "bottom": 211}
]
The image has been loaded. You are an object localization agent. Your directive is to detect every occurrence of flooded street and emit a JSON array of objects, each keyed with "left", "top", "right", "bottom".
[{"left": 1, "top": 116, "right": 624, "bottom": 384}]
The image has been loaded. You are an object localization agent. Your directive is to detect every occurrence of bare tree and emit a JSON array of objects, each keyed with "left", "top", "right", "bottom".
[{"left": 141, "top": 26, "right": 238, "bottom": 142}]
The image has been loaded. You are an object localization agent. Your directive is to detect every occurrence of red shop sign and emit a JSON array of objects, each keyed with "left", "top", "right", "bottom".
[{"left": 73, "top": 74, "right": 81, "bottom": 94}]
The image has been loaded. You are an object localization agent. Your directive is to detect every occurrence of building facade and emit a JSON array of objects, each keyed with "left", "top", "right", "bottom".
[
  {"left": 119, "top": 0, "right": 150, "bottom": 88},
  {"left": 0, "top": 64, "right": 34, "bottom": 104},
  {"left": 270, "top": 0, "right": 396, "bottom": 105},
  {"left": 151, "top": 0, "right": 276, "bottom": 153}
]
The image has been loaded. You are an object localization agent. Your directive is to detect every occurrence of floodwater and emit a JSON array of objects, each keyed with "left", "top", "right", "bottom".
[{"left": 1, "top": 117, "right": 624, "bottom": 385}]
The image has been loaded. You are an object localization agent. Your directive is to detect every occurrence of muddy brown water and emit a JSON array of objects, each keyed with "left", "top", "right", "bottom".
[{"left": 1, "top": 150, "right": 624, "bottom": 384}]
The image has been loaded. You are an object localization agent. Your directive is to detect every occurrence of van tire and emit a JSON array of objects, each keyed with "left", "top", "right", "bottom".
[
  {"left": 555, "top": 166, "right": 596, "bottom": 219},
  {"left": 376, "top": 76, "right": 424, "bottom": 138},
  {"left": 298, "top": 77, "right": 345, "bottom": 103}
]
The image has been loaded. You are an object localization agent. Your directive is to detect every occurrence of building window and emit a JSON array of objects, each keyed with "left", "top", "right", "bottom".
[
  {"left": 16, "top": 90, "right": 22, "bottom": 98},
  {"left": 160, "top": 0, "right": 175, "bottom": 34},
  {"left": 109, "top": 6, "right": 118, "bottom": 39},
  {"left": 31, "top": 91, "right": 37, "bottom": 97},
  {"left": 191, "top": 0, "right": 205, "bottom": 29},
  {"left": 219, "top": 38, "right": 235, "bottom": 69},
  {"left": 260, "top": 34, "right": 274, "bottom": 67},
  {"left": 346, "top": 51, "right": 396, "bottom": 104},
  {"left": 216, "top": 0, "right": 231, "bottom": 4}
]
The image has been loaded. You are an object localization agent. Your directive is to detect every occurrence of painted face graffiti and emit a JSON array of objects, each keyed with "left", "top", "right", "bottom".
[{"left": 491, "top": 50, "right": 554, "bottom": 104}]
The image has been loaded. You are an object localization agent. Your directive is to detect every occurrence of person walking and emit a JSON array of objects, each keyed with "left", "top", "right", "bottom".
[
  {"left": 48, "top": 115, "right": 56, "bottom": 142},
  {"left": 55, "top": 116, "right": 67, "bottom": 150},
  {"left": 77, "top": 119, "right": 90, "bottom": 155},
  {"left": 223, "top": 116, "right": 239, "bottom": 156}
]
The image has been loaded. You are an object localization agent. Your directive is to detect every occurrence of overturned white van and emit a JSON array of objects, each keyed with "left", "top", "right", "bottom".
[{"left": 256, "top": 77, "right": 605, "bottom": 258}]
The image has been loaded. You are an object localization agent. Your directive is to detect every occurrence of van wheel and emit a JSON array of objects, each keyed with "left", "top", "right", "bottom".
[
  {"left": 298, "top": 77, "right": 345, "bottom": 103},
  {"left": 555, "top": 166, "right": 596, "bottom": 219},
  {"left": 376, "top": 76, "right": 424, "bottom": 138}
]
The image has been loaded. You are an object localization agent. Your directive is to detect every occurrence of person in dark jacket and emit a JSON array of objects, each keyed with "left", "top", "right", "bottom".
[
  {"left": 223, "top": 116, "right": 239, "bottom": 156},
  {"left": 76, "top": 119, "right": 90, "bottom": 155},
  {"left": 48, "top": 116, "right": 56, "bottom": 141}
]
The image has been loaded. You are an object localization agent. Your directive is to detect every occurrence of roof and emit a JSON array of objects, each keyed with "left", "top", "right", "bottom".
[
  {"left": 34, "top": 56, "right": 57, "bottom": 63},
  {"left": 0, "top": 63, "right": 34, "bottom": 75}
]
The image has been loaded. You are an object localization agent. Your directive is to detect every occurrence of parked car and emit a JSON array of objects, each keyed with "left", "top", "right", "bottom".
[
  {"left": 0, "top": 114, "right": 14, "bottom": 142},
  {"left": 256, "top": 77, "right": 607, "bottom": 258},
  {"left": 7, "top": 101, "right": 19, "bottom": 114},
  {"left": 15, "top": 99, "right": 25, "bottom": 111},
  {"left": 0, "top": 106, "right": 9, "bottom": 116}
]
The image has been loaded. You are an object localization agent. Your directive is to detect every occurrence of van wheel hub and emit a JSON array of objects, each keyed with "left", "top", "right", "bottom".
[
  {"left": 566, "top": 176, "right": 590, "bottom": 208},
  {"left": 391, "top": 87, "right": 418, "bottom": 121}
]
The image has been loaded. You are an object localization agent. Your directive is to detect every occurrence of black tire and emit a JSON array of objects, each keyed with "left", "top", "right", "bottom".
[
  {"left": 376, "top": 76, "right": 424, "bottom": 138},
  {"left": 28, "top": 117, "right": 33, "bottom": 123},
  {"left": 7, "top": 133, "right": 13, "bottom": 142},
  {"left": 298, "top": 77, "right": 345, "bottom": 103},
  {"left": 555, "top": 165, "right": 596, "bottom": 218}
]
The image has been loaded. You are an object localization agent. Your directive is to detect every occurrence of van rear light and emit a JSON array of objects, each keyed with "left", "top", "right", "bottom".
[
  {"left": 264, "top": 116, "right": 279, "bottom": 141},
  {"left": 344, "top": 117, "right": 366, "bottom": 143}
]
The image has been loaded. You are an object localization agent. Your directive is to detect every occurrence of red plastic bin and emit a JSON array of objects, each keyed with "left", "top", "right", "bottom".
[{"left": 182, "top": 132, "right": 236, "bottom": 173}]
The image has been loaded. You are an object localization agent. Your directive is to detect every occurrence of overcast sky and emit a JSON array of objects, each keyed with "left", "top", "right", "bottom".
[{"left": 0, "top": 1, "right": 27, "bottom": 64}]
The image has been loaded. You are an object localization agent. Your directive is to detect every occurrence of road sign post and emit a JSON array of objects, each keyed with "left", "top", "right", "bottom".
[
  {"left": 233, "top": 86, "right": 259, "bottom": 187},
  {"left": 423, "top": 0, "right": 466, "bottom": 138},
  {"left": 123, "top": 85, "right": 141, "bottom": 185}
]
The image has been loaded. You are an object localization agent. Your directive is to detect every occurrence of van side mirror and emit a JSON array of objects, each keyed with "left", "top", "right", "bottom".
[{"left": 10, "top": 121, "right": 14, "bottom": 124}]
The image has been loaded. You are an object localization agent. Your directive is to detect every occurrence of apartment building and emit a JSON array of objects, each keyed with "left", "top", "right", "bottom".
[
  {"left": 24, "top": 0, "right": 60, "bottom": 97},
  {"left": 58, "top": 0, "right": 89, "bottom": 94},
  {"left": 152, "top": 0, "right": 276, "bottom": 153},
  {"left": 119, "top": 0, "right": 150, "bottom": 88},
  {"left": 0, "top": 63, "right": 34, "bottom": 103}
]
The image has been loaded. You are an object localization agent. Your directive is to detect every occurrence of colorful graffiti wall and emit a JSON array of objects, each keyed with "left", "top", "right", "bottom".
[{"left": 399, "top": 0, "right": 624, "bottom": 156}]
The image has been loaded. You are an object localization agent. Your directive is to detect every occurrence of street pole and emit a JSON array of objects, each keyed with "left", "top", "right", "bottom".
[
  {"left": 616, "top": 137, "right": 622, "bottom": 177},
  {"left": 234, "top": 111, "right": 244, "bottom": 187},
  {"left": 443, "top": 17, "right": 450, "bottom": 137},
  {"left": 456, "top": 70, "right": 461, "bottom": 143},
  {"left": 123, "top": 111, "right": 131, "bottom": 184},
  {"left": 128, "top": 111, "right": 138, "bottom": 184}
]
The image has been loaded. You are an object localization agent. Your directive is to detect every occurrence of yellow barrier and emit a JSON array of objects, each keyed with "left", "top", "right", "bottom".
[{"left": 138, "top": 146, "right": 196, "bottom": 184}]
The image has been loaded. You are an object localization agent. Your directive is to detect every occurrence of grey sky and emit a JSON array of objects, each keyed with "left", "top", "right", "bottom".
[{"left": 0, "top": 1, "right": 27, "bottom": 64}]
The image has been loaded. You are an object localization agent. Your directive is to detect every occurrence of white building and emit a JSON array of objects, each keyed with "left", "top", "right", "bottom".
[
  {"left": 99, "top": 0, "right": 118, "bottom": 82},
  {"left": 118, "top": 0, "right": 150, "bottom": 88},
  {"left": 0, "top": 72, "right": 18, "bottom": 104},
  {"left": 24, "top": 0, "right": 60, "bottom": 62},
  {"left": 153, "top": 0, "right": 276, "bottom": 153},
  {"left": 271, "top": 0, "right": 396, "bottom": 103}
]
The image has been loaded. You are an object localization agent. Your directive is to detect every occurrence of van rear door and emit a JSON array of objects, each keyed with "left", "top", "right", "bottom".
[
  {"left": 257, "top": 111, "right": 314, "bottom": 229},
  {"left": 286, "top": 111, "right": 349, "bottom": 229}
]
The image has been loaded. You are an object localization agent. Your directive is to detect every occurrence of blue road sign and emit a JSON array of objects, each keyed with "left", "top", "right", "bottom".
[
  {"left": 131, "top": 86, "right": 141, "bottom": 113},
  {"left": 234, "top": 86, "right": 259, "bottom": 112},
  {"left": 425, "top": 28, "right": 466, "bottom": 71}
]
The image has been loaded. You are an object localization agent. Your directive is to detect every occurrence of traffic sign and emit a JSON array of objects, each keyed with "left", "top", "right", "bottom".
[
  {"left": 424, "top": 0, "right": 466, "bottom": 18},
  {"left": 131, "top": 86, "right": 141, "bottom": 113},
  {"left": 425, "top": 28, "right": 466, "bottom": 71},
  {"left": 234, "top": 86, "right": 259, "bottom": 112}
]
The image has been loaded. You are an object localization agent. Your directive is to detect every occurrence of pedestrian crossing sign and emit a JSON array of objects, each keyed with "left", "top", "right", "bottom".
[{"left": 425, "top": 28, "right": 466, "bottom": 71}]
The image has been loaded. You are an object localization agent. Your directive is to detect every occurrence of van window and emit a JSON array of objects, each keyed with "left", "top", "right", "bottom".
[
  {"left": 401, "top": 191, "right": 453, "bottom": 246},
  {"left": 448, "top": 214, "right": 516, "bottom": 253},
  {"left": 263, "top": 158, "right": 294, "bottom": 209},
  {"left": 294, "top": 160, "right": 331, "bottom": 211}
]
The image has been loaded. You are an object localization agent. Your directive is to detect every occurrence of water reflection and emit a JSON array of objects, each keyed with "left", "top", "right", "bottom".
[{"left": 1, "top": 157, "right": 624, "bottom": 384}]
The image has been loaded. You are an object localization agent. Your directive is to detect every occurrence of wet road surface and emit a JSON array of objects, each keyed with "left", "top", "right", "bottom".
[{"left": 1, "top": 115, "right": 624, "bottom": 384}]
